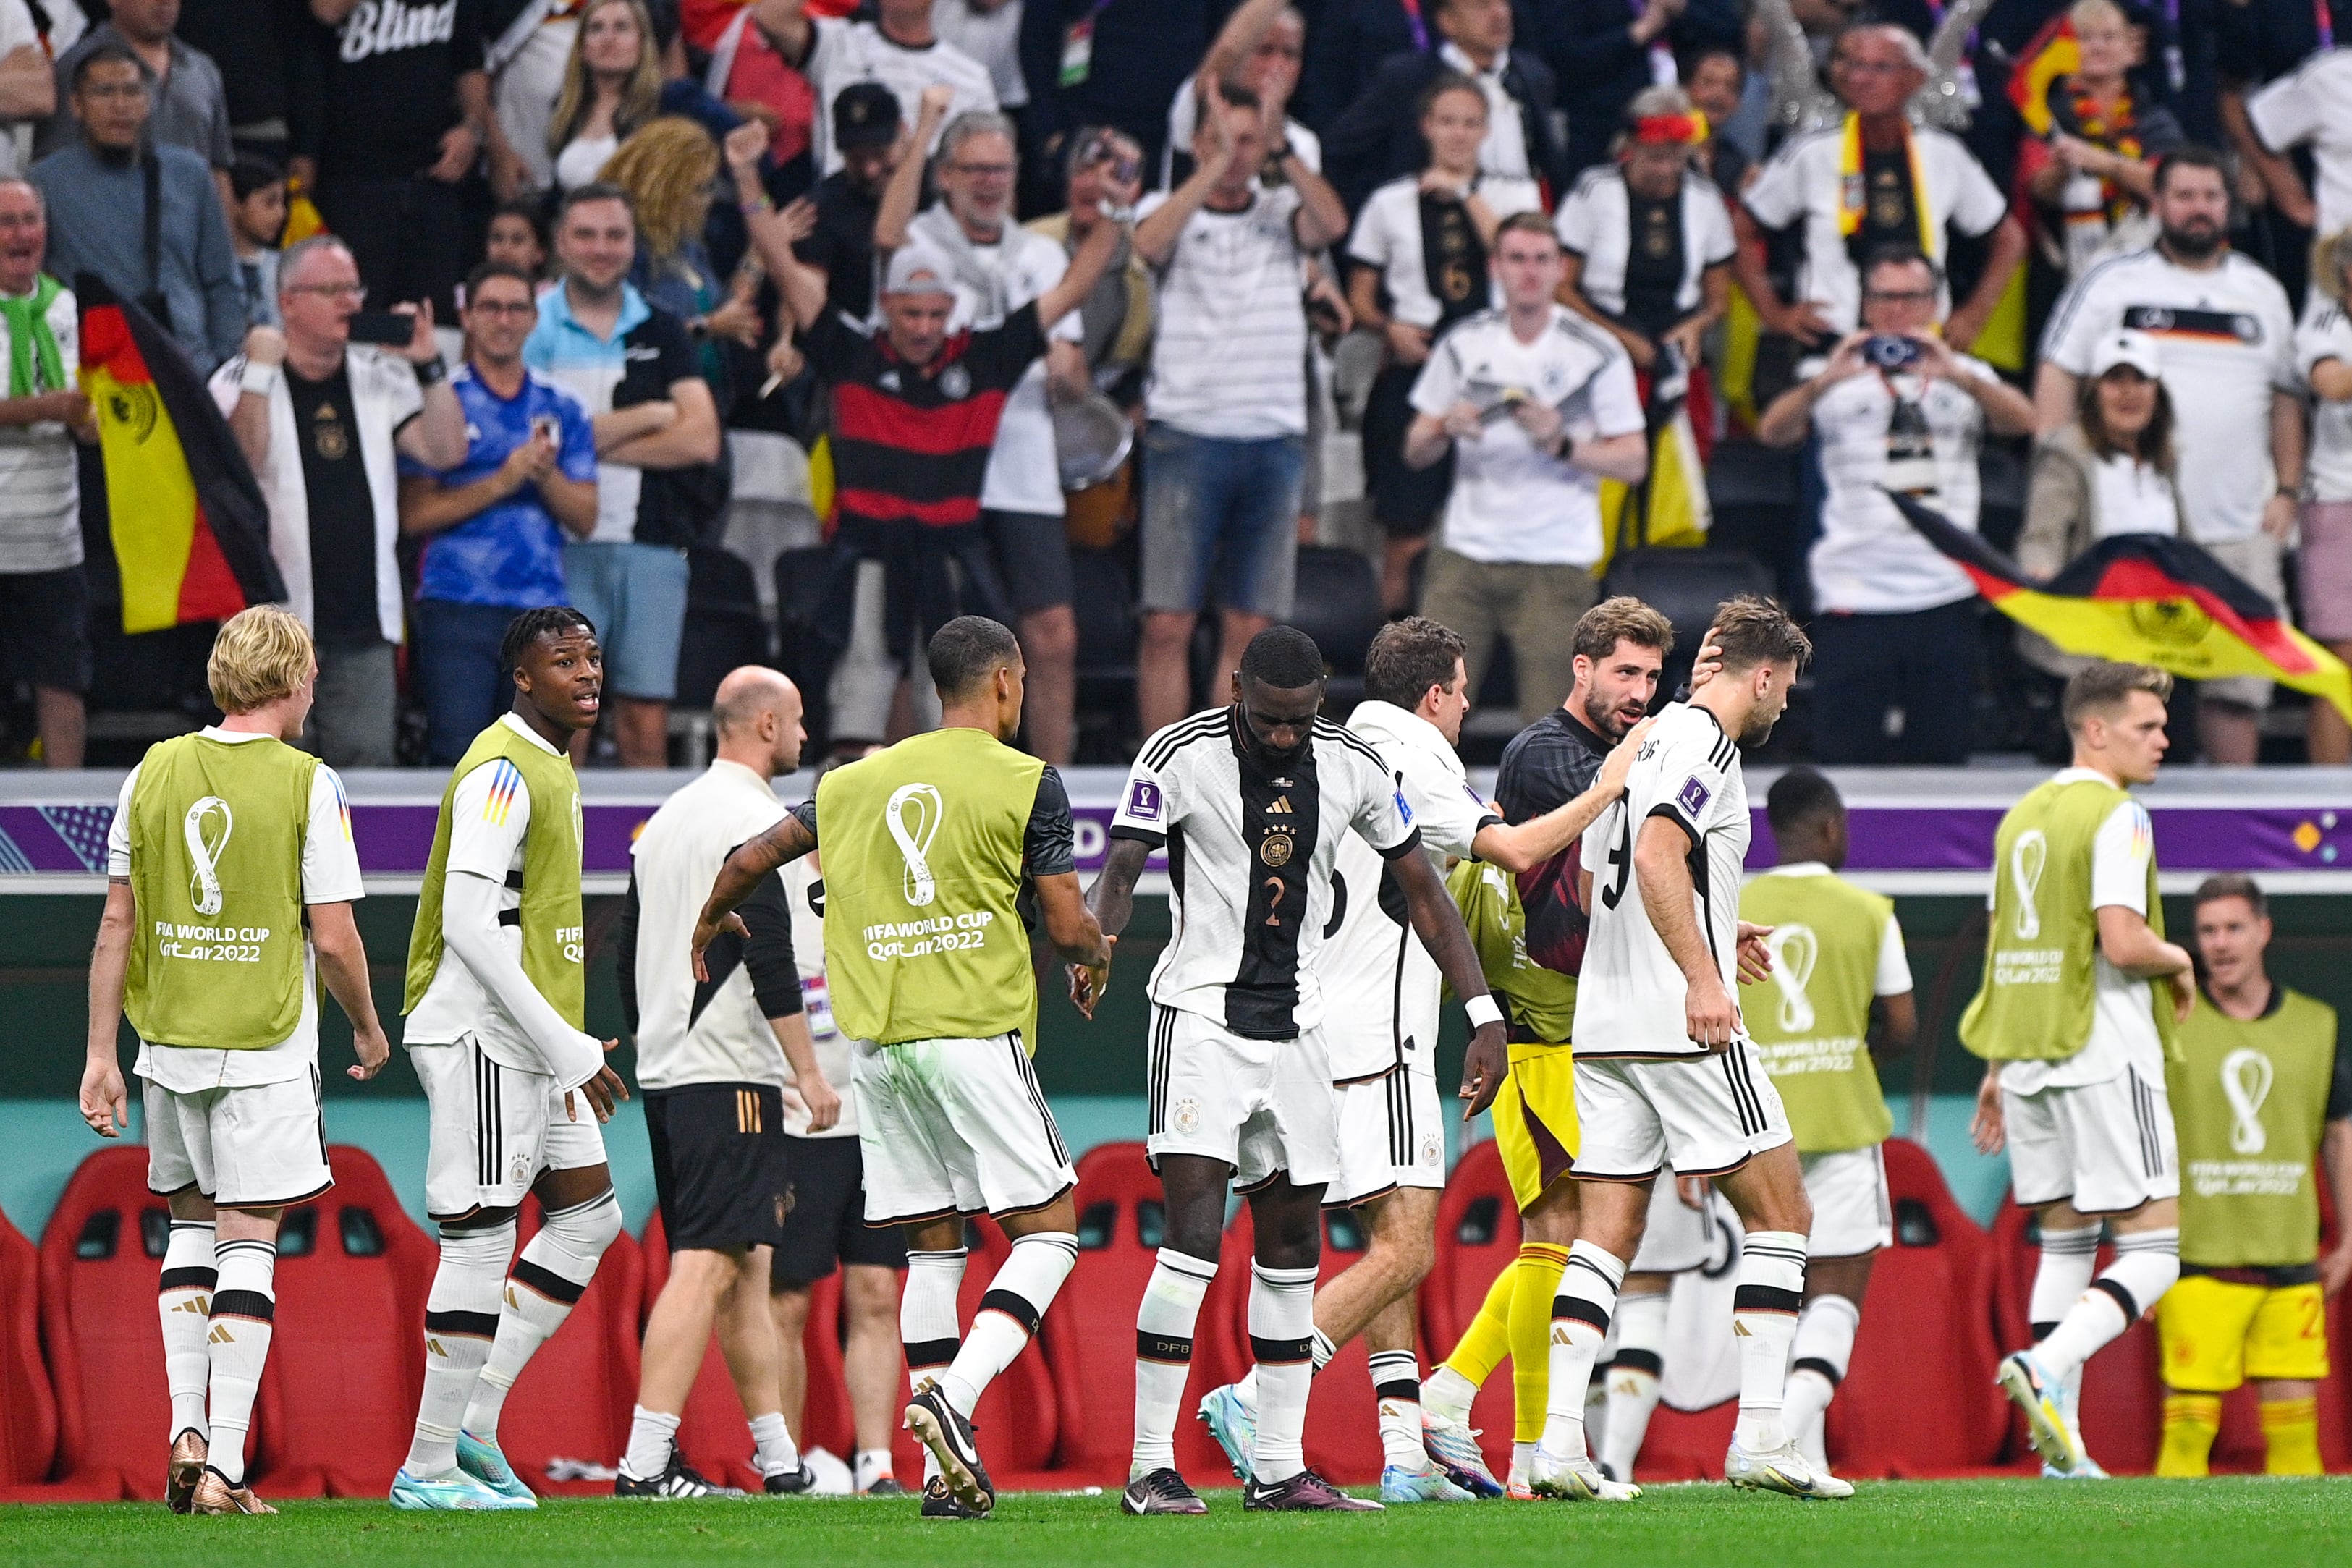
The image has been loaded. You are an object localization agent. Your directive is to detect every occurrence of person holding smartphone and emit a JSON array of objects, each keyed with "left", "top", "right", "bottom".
[
  {"left": 1754, "top": 245, "right": 2034, "bottom": 765},
  {"left": 398, "top": 263, "right": 598, "bottom": 767}
]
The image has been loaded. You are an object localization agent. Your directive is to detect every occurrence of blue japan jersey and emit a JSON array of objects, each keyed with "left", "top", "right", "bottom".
[{"left": 405, "top": 363, "right": 597, "bottom": 609}]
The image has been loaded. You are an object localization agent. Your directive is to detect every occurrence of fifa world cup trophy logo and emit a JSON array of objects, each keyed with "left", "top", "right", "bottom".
[
  {"left": 2010, "top": 829, "right": 2047, "bottom": 941},
  {"left": 2220, "top": 1048, "right": 2275, "bottom": 1156},
  {"left": 887, "top": 783, "right": 944, "bottom": 907},
  {"left": 1768, "top": 923, "right": 1818, "bottom": 1035},
  {"left": 184, "top": 797, "right": 234, "bottom": 917}
]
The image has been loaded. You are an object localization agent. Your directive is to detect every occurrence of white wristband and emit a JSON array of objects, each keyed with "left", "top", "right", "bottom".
[
  {"left": 240, "top": 361, "right": 280, "bottom": 398},
  {"left": 1465, "top": 993, "right": 1504, "bottom": 1030}
]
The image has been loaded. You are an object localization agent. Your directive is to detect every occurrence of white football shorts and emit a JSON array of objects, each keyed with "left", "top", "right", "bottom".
[
  {"left": 1572, "top": 1043, "right": 1793, "bottom": 1181},
  {"left": 2003, "top": 1064, "right": 2179, "bottom": 1216},
  {"left": 143, "top": 1071, "right": 333, "bottom": 1209},
  {"left": 412, "top": 1035, "right": 608, "bottom": 1222},
  {"left": 1146, "top": 1004, "right": 1340, "bottom": 1192},
  {"left": 1628, "top": 1167, "right": 1719, "bottom": 1274},
  {"left": 853, "top": 1032, "right": 1076, "bottom": 1226},
  {"left": 1330, "top": 1063, "right": 1447, "bottom": 1208},
  {"left": 1801, "top": 1144, "right": 1893, "bottom": 1258}
]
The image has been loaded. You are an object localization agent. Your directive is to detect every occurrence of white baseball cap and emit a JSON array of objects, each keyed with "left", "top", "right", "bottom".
[
  {"left": 2089, "top": 328, "right": 2162, "bottom": 379},
  {"left": 881, "top": 245, "right": 957, "bottom": 299}
]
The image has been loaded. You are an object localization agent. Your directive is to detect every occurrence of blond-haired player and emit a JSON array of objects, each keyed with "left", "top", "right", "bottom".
[{"left": 80, "top": 606, "right": 390, "bottom": 1514}]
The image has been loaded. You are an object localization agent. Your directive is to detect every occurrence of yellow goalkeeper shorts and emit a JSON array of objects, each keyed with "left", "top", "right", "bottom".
[
  {"left": 1491, "top": 1041, "right": 1578, "bottom": 1213},
  {"left": 2155, "top": 1274, "right": 2329, "bottom": 1391}
]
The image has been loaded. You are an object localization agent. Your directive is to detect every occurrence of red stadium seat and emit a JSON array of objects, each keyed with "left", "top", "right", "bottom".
[
  {"left": 0, "top": 1201, "right": 116, "bottom": 1501},
  {"left": 496, "top": 1196, "right": 644, "bottom": 1495},
  {"left": 253, "top": 1146, "right": 439, "bottom": 1497},
  {"left": 1038, "top": 1143, "right": 1162, "bottom": 1483},
  {"left": 1987, "top": 1200, "right": 2159, "bottom": 1474},
  {"left": 1826, "top": 1138, "right": 2008, "bottom": 1476}
]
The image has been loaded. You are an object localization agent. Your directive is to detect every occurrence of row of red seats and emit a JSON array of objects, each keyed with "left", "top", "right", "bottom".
[{"left": 4, "top": 1137, "right": 2346, "bottom": 1501}]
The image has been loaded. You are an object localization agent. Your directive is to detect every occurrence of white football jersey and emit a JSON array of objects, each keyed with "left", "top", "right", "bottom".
[
  {"left": 1110, "top": 707, "right": 1418, "bottom": 1040},
  {"left": 1317, "top": 701, "right": 1501, "bottom": 1081},
  {"left": 1573, "top": 702, "right": 1752, "bottom": 1059}
]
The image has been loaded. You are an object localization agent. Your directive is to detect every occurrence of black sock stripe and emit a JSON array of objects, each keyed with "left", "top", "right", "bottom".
[
  {"left": 1137, "top": 1330, "right": 1195, "bottom": 1364},
  {"left": 1612, "top": 1347, "right": 1664, "bottom": 1377},
  {"left": 1552, "top": 1294, "right": 1613, "bottom": 1333},
  {"left": 208, "top": 1289, "right": 275, "bottom": 1323},
  {"left": 1155, "top": 1253, "right": 1219, "bottom": 1282},
  {"left": 159, "top": 1268, "right": 217, "bottom": 1292},
  {"left": 543, "top": 1188, "right": 619, "bottom": 1221},
  {"left": 214, "top": 1239, "right": 277, "bottom": 1258},
  {"left": 1733, "top": 1284, "right": 1803, "bottom": 1315},
  {"left": 977, "top": 1287, "right": 1041, "bottom": 1336},
  {"left": 905, "top": 1336, "right": 960, "bottom": 1369},
  {"left": 424, "top": 1309, "right": 502, "bottom": 1338},
  {"left": 1374, "top": 1379, "right": 1420, "bottom": 1401},
  {"left": 2030, "top": 1318, "right": 2061, "bottom": 1342},
  {"left": 2091, "top": 1275, "right": 2140, "bottom": 1322},
  {"left": 1791, "top": 1355, "right": 1843, "bottom": 1387},
  {"left": 1251, "top": 1334, "right": 1316, "bottom": 1365},
  {"left": 1562, "top": 1254, "right": 1623, "bottom": 1291},
  {"left": 509, "top": 1257, "right": 588, "bottom": 1305}
]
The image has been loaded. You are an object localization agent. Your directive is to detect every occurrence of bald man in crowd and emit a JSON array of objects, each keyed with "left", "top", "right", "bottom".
[{"left": 614, "top": 667, "right": 842, "bottom": 1496}]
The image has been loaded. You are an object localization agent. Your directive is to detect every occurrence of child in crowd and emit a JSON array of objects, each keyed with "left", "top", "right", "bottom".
[{"left": 229, "top": 156, "right": 287, "bottom": 329}]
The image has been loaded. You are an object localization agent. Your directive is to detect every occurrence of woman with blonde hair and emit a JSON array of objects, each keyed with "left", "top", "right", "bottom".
[
  {"left": 546, "top": 0, "right": 667, "bottom": 194},
  {"left": 2297, "top": 228, "right": 2352, "bottom": 762},
  {"left": 598, "top": 116, "right": 763, "bottom": 388}
]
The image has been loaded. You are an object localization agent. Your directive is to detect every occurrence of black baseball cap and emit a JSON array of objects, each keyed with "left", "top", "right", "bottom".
[{"left": 834, "top": 82, "right": 902, "bottom": 152}]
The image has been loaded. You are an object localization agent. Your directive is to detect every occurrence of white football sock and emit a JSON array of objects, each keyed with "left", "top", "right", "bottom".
[
  {"left": 405, "top": 1221, "right": 512, "bottom": 1477},
  {"left": 206, "top": 1237, "right": 278, "bottom": 1485},
  {"left": 942, "top": 1232, "right": 1078, "bottom": 1417},
  {"left": 1784, "top": 1293, "right": 1860, "bottom": 1470},
  {"left": 1131, "top": 1247, "right": 1214, "bottom": 1475},
  {"left": 854, "top": 1448, "right": 894, "bottom": 1491},
  {"left": 1248, "top": 1262, "right": 1319, "bottom": 1484},
  {"left": 1538, "top": 1241, "right": 1625, "bottom": 1461},
  {"left": 1599, "top": 1289, "right": 1670, "bottom": 1482},
  {"left": 2029, "top": 1224, "right": 2102, "bottom": 1343},
  {"left": 1369, "top": 1349, "right": 1425, "bottom": 1470},
  {"left": 1421, "top": 1363, "right": 1476, "bottom": 1423},
  {"left": 1732, "top": 1232, "right": 1808, "bottom": 1452},
  {"left": 466, "top": 1191, "right": 621, "bottom": 1442},
  {"left": 158, "top": 1220, "right": 214, "bottom": 1442},
  {"left": 902, "top": 1247, "right": 966, "bottom": 1483},
  {"left": 622, "top": 1405, "right": 682, "bottom": 1482},
  {"left": 1232, "top": 1326, "right": 1332, "bottom": 1415},
  {"left": 749, "top": 1411, "right": 800, "bottom": 1478},
  {"left": 2036, "top": 1229, "right": 2179, "bottom": 1381}
]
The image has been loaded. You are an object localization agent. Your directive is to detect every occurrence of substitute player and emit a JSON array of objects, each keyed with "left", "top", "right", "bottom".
[
  {"left": 2154, "top": 875, "right": 2352, "bottom": 1476},
  {"left": 1089, "top": 625, "right": 1509, "bottom": 1514},
  {"left": 1419, "top": 598, "right": 1680, "bottom": 1499},
  {"left": 617, "top": 666, "right": 840, "bottom": 1497},
  {"left": 1194, "top": 616, "right": 1649, "bottom": 1503},
  {"left": 1538, "top": 596, "right": 1843, "bottom": 1502},
  {"left": 392, "top": 607, "right": 630, "bottom": 1511},
  {"left": 80, "top": 606, "right": 390, "bottom": 1516},
  {"left": 1967, "top": 661, "right": 2196, "bottom": 1476},
  {"left": 693, "top": 616, "right": 1111, "bottom": 1522},
  {"left": 1741, "top": 768, "right": 1918, "bottom": 1475}
]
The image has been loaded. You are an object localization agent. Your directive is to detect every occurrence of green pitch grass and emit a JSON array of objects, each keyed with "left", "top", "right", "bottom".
[{"left": 5, "top": 1479, "right": 2351, "bottom": 1567}]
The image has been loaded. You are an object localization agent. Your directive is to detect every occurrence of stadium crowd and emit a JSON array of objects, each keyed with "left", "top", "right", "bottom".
[{"left": 0, "top": 0, "right": 2348, "bottom": 769}]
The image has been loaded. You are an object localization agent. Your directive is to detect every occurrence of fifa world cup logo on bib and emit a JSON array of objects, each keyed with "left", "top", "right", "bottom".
[
  {"left": 886, "top": 782, "right": 944, "bottom": 907},
  {"left": 1767, "top": 923, "right": 1818, "bottom": 1034},
  {"left": 2010, "top": 829, "right": 2047, "bottom": 941},
  {"left": 2220, "top": 1047, "right": 2275, "bottom": 1156},
  {"left": 183, "top": 796, "right": 234, "bottom": 917}
]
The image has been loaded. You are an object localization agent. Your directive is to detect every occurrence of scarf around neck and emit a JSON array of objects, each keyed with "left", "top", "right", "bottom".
[
  {"left": 1837, "top": 111, "right": 1937, "bottom": 256},
  {"left": 0, "top": 274, "right": 65, "bottom": 400}
]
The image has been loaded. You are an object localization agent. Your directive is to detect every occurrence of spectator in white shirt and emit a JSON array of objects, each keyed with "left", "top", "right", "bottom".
[
  {"left": 1402, "top": 214, "right": 1650, "bottom": 724},
  {"left": 0, "top": 0, "right": 59, "bottom": 180},
  {"left": 2298, "top": 229, "right": 2352, "bottom": 763},
  {"left": 1131, "top": 81, "right": 1347, "bottom": 738},
  {"left": 876, "top": 91, "right": 1089, "bottom": 765},
  {"left": 1345, "top": 70, "right": 1541, "bottom": 612},
  {"left": 2241, "top": 46, "right": 2352, "bottom": 243},
  {"left": 1756, "top": 246, "right": 2035, "bottom": 765},
  {"left": 1736, "top": 23, "right": 2026, "bottom": 355},
  {"left": 756, "top": 0, "right": 997, "bottom": 177},
  {"left": 2035, "top": 147, "right": 2304, "bottom": 765},
  {"left": 1162, "top": 0, "right": 1316, "bottom": 190}
]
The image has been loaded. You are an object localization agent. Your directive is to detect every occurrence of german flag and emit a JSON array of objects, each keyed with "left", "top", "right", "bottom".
[
  {"left": 2005, "top": 14, "right": 2078, "bottom": 137},
  {"left": 77, "top": 276, "right": 282, "bottom": 634},
  {"left": 1890, "top": 491, "right": 2352, "bottom": 724}
]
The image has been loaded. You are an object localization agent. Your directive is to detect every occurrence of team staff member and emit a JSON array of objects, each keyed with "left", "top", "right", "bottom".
[
  {"left": 2155, "top": 876, "right": 2352, "bottom": 1478},
  {"left": 392, "top": 607, "right": 630, "bottom": 1512},
  {"left": 1740, "top": 768, "right": 1918, "bottom": 1475},
  {"left": 694, "top": 616, "right": 1112, "bottom": 1522},
  {"left": 80, "top": 606, "right": 389, "bottom": 1516},
  {"left": 616, "top": 666, "right": 844, "bottom": 1498},
  {"left": 1968, "top": 661, "right": 2196, "bottom": 1478},
  {"left": 1418, "top": 597, "right": 1680, "bottom": 1499},
  {"left": 769, "top": 750, "right": 911, "bottom": 1499}
]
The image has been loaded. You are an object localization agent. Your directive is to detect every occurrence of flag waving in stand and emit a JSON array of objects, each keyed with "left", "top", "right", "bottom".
[
  {"left": 77, "top": 275, "right": 282, "bottom": 634},
  {"left": 1889, "top": 489, "right": 2352, "bottom": 725}
]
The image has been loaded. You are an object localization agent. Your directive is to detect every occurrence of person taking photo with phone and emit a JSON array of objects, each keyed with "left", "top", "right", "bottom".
[
  {"left": 1756, "top": 245, "right": 2034, "bottom": 765},
  {"left": 210, "top": 234, "right": 468, "bottom": 767},
  {"left": 398, "top": 263, "right": 599, "bottom": 768}
]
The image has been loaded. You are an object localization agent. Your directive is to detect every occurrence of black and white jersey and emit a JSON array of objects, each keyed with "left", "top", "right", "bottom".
[
  {"left": 1573, "top": 702, "right": 1751, "bottom": 1059},
  {"left": 1111, "top": 706, "right": 1421, "bottom": 1040}
]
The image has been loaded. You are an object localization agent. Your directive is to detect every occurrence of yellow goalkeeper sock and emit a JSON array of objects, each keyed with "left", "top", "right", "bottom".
[
  {"left": 2155, "top": 1393, "right": 2222, "bottom": 1477},
  {"left": 1508, "top": 1242, "right": 1570, "bottom": 1444},
  {"left": 1444, "top": 1263, "right": 1518, "bottom": 1389},
  {"left": 2261, "top": 1397, "right": 2322, "bottom": 1476}
]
